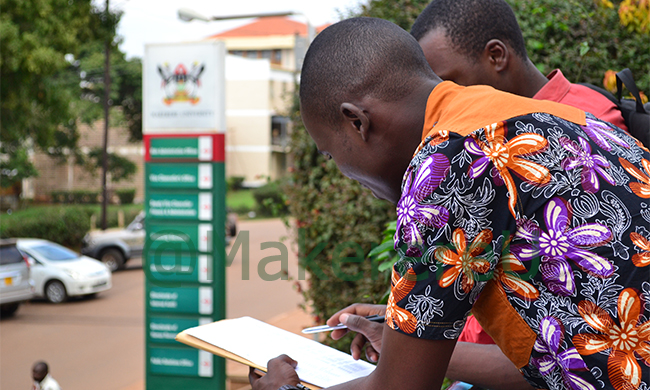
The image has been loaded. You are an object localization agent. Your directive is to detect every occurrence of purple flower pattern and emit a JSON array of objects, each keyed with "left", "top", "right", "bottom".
[
  {"left": 560, "top": 136, "right": 615, "bottom": 193},
  {"left": 464, "top": 137, "right": 505, "bottom": 186},
  {"left": 513, "top": 197, "right": 613, "bottom": 296},
  {"left": 581, "top": 117, "right": 629, "bottom": 152},
  {"left": 532, "top": 317, "right": 596, "bottom": 390},
  {"left": 396, "top": 154, "right": 450, "bottom": 249}
]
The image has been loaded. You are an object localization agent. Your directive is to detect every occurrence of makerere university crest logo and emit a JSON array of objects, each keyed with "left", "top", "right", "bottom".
[{"left": 157, "top": 62, "right": 205, "bottom": 105}]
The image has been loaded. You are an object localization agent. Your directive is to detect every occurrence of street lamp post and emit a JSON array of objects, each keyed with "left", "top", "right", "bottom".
[
  {"left": 177, "top": 8, "right": 314, "bottom": 42},
  {"left": 101, "top": 0, "right": 111, "bottom": 230},
  {"left": 178, "top": 8, "right": 296, "bottom": 22}
]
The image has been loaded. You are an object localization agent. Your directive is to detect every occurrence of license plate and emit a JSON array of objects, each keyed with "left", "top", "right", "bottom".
[{"left": 4, "top": 277, "right": 13, "bottom": 286}]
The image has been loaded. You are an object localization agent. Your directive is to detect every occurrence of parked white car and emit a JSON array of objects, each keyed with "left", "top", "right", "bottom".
[{"left": 17, "top": 239, "right": 112, "bottom": 303}]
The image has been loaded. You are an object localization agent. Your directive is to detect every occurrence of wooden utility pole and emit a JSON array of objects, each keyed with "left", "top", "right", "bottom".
[{"left": 101, "top": 0, "right": 110, "bottom": 230}]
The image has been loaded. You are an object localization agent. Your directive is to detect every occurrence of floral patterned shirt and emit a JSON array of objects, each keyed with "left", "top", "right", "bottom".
[{"left": 387, "top": 82, "right": 650, "bottom": 390}]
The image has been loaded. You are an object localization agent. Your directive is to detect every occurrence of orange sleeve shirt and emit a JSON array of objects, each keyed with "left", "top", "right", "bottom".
[{"left": 388, "top": 82, "right": 650, "bottom": 390}]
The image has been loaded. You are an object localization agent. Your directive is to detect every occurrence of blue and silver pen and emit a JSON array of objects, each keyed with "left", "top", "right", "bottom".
[{"left": 301, "top": 315, "right": 385, "bottom": 334}]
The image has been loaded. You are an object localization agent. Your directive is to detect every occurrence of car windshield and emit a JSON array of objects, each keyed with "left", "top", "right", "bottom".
[{"left": 29, "top": 243, "right": 78, "bottom": 261}]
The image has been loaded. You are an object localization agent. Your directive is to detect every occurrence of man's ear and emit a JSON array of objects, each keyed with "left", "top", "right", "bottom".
[
  {"left": 340, "top": 102, "right": 371, "bottom": 142},
  {"left": 484, "top": 39, "right": 509, "bottom": 73}
]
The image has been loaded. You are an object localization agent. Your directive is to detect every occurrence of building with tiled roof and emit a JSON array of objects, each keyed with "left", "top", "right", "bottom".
[
  {"left": 208, "top": 16, "right": 328, "bottom": 186},
  {"left": 209, "top": 16, "right": 328, "bottom": 72}
]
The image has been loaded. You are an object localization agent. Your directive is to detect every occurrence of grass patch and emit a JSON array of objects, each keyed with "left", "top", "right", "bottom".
[{"left": 226, "top": 189, "right": 256, "bottom": 215}]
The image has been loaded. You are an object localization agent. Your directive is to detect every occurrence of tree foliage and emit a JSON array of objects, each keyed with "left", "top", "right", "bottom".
[
  {"left": 1, "top": 0, "right": 100, "bottom": 185},
  {"left": 349, "top": 0, "right": 649, "bottom": 93},
  {"left": 74, "top": 40, "right": 143, "bottom": 142},
  {"left": 0, "top": 0, "right": 143, "bottom": 189},
  {"left": 85, "top": 147, "right": 137, "bottom": 183},
  {"left": 510, "top": 0, "right": 649, "bottom": 95},
  {"left": 351, "top": 0, "right": 429, "bottom": 30}
]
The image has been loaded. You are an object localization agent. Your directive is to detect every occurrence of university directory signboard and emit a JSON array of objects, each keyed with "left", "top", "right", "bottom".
[
  {"left": 143, "top": 41, "right": 226, "bottom": 390},
  {"left": 146, "top": 164, "right": 213, "bottom": 190},
  {"left": 146, "top": 193, "right": 213, "bottom": 221}
]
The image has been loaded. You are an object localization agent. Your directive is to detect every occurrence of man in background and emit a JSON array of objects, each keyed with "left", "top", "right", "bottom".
[
  {"left": 412, "top": 0, "right": 626, "bottom": 130},
  {"left": 32, "top": 361, "right": 61, "bottom": 390}
]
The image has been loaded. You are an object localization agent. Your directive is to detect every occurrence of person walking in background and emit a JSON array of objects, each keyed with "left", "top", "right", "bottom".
[{"left": 32, "top": 361, "right": 61, "bottom": 390}]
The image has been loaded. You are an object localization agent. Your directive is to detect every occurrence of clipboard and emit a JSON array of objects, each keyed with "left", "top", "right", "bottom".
[
  {"left": 175, "top": 317, "right": 375, "bottom": 389},
  {"left": 176, "top": 328, "right": 321, "bottom": 389}
]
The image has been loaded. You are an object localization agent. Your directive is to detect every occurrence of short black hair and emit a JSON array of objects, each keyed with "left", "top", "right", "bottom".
[
  {"left": 300, "top": 17, "right": 434, "bottom": 127},
  {"left": 33, "top": 361, "right": 48, "bottom": 373},
  {"left": 410, "top": 0, "right": 528, "bottom": 61}
]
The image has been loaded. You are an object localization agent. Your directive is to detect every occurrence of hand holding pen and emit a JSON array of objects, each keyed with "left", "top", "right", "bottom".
[{"left": 321, "top": 304, "right": 388, "bottom": 362}]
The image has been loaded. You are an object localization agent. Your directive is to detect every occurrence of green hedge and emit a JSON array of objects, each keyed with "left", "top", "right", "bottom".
[
  {"left": 252, "top": 181, "right": 289, "bottom": 217},
  {"left": 227, "top": 176, "right": 246, "bottom": 191},
  {"left": 510, "top": 0, "right": 649, "bottom": 94},
  {"left": 116, "top": 188, "right": 136, "bottom": 204},
  {"left": 0, "top": 207, "right": 91, "bottom": 248},
  {"left": 51, "top": 190, "right": 101, "bottom": 204}
]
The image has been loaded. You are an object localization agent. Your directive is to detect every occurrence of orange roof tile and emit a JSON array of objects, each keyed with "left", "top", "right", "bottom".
[{"left": 209, "top": 16, "right": 330, "bottom": 38}]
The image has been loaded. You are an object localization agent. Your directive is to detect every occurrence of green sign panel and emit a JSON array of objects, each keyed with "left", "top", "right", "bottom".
[
  {"left": 148, "top": 285, "right": 213, "bottom": 315},
  {"left": 149, "top": 137, "right": 212, "bottom": 160},
  {"left": 149, "top": 347, "right": 213, "bottom": 377},
  {"left": 144, "top": 132, "right": 226, "bottom": 388},
  {"left": 147, "top": 163, "right": 213, "bottom": 190},
  {"left": 147, "top": 223, "right": 212, "bottom": 254},
  {"left": 147, "top": 193, "right": 212, "bottom": 221},
  {"left": 147, "top": 253, "right": 212, "bottom": 284},
  {"left": 148, "top": 317, "right": 212, "bottom": 344}
]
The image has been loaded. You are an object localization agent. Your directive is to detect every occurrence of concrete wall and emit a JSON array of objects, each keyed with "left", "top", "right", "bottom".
[{"left": 29, "top": 120, "right": 145, "bottom": 203}]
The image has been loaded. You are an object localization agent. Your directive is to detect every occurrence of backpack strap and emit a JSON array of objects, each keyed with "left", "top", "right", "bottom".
[{"left": 617, "top": 68, "right": 647, "bottom": 114}]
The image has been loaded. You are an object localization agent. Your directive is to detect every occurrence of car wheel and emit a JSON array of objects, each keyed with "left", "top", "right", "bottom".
[
  {"left": 0, "top": 303, "right": 21, "bottom": 318},
  {"left": 45, "top": 280, "right": 67, "bottom": 304},
  {"left": 100, "top": 248, "right": 125, "bottom": 272}
]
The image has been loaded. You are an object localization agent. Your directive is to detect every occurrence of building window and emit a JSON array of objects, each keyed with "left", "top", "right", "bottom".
[
  {"left": 261, "top": 50, "right": 271, "bottom": 60},
  {"left": 230, "top": 50, "right": 243, "bottom": 57},
  {"left": 272, "top": 50, "right": 282, "bottom": 65},
  {"left": 271, "top": 116, "right": 290, "bottom": 147}
]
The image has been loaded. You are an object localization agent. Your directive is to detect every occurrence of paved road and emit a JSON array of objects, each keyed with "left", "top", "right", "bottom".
[{"left": 0, "top": 218, "right": 306, "bottom": 390}]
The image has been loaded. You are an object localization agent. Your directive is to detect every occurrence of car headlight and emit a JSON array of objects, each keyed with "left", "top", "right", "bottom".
[{"left": 65, "top": 269, "right": 83, "bottom": 280}]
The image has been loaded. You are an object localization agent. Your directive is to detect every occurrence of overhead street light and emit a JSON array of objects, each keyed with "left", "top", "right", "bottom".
[
  {"left": 178, "top": 8, "right": 295, "bottom": 22},
  {"left": 177, "top": 8, "right": 315, "bottom": 42}
]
